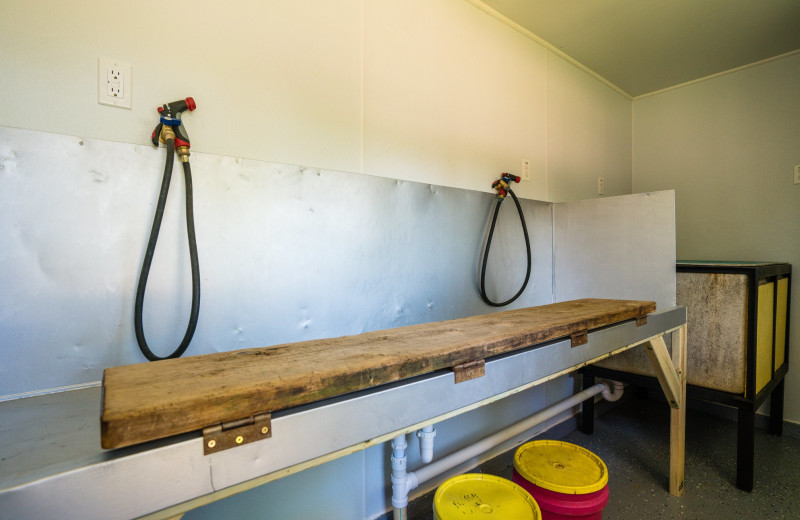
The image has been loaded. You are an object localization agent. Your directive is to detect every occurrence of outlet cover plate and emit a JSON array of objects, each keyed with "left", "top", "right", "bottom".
[{"left": 98, "top": 58, "right": 132, "bottom": 109}]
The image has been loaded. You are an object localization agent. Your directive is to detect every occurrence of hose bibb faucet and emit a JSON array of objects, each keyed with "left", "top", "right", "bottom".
[
  {"left": 491, "top": 172, "right": 521, "bottom": 200},
  {"left": 151, "top": 97, "right": 196, "bottom": 162}
]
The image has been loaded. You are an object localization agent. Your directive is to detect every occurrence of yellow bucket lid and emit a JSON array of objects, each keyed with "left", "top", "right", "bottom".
[
  {"left": 513, "top": 440, "right": 608, "bottom": 494},
  {"left": 433, "top": 474, "right": 541, "bottom": 520}
]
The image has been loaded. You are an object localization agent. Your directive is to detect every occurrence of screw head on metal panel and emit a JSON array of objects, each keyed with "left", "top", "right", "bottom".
[
  {"left": 207, "top": 440, "right": 216, "bottom": 449},
  {"left": 261, "top": 426, "right": 269, "bottom": 435},
  {"left": 235, "top": 435, "right": 244, "bottom": 444}
]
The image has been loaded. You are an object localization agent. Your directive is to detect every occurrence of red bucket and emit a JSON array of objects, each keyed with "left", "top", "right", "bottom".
[{"left": 512, "top": 440, "right": 609, "bottom": 520}]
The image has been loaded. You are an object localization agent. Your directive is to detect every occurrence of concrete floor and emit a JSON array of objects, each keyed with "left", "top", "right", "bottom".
[{"left": 402, "top": 393, "right": 800, "bottom": 519}]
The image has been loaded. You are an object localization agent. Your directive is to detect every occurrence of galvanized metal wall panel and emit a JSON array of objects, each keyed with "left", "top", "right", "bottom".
[
  {"left": 553, "top": 190, "right": 677, "bottom": 309},
  {"left": 0, "top": 126, "right": 553, "bottom": 397}
]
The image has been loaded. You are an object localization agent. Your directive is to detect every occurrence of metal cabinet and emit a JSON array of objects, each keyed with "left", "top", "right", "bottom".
[{"left": 581, "top": 261, "right": 791, "bottom": 491}]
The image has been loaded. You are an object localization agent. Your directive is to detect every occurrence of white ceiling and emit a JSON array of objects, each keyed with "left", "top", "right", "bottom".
[{"left": 481, "top": 0, "right": 800, "bottom": 98}]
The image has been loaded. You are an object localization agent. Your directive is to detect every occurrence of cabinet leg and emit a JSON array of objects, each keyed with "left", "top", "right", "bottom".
[
  {"left": 770, "top": 378, "right": 785, "bottom": 437},
  {"left": 579, "top": 371, "right": 595, "bottom": 435},
  {"left": 736, "top": 403, "right": 755, "bottom": 492}
]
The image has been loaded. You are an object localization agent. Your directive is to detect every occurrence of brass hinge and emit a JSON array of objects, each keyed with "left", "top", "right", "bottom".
[
  {"left": 571, "top": 330, "right": 588, "bottom": 347},
  {"left": 203, "top": 412, "right": 272, "bottom": 455},
  {"left": 453, "top": 359, "right": 485, "bottom": 383},
  {"left": 636, "top": 315, "right": 648, "bottom": 327}
]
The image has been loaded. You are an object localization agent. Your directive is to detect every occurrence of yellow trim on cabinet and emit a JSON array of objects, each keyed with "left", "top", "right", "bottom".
[
  {"left": 775, "top": 278, "right": 788, "bottom": 370},
  {"left": 755, "top": 282, "right": 775, "bottom": 395}
]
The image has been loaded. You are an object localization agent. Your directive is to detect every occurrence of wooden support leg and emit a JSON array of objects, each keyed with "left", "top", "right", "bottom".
[
  {"left": 737, "top": 402, "right": 755, "bottom": 492},
  {"left": 669, "top": 324, "right": 687, "bottom": 497},
  {"left": 579, "top": 371, "right": 595, "bottom": 435},
  {"left": 770, "top": 378, "right": 785, "bottom": 437}
]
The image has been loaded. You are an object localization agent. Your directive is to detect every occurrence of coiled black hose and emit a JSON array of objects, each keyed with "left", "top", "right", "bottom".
[
  {"left": 134, "top": 138, "right": 200, "bottom": 361},
  {"left": 479, "top": 188, "right": 531, "bottom": 307}
]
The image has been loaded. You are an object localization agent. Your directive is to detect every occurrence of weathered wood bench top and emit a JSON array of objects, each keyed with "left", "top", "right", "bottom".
[{"left": 101, "top": 298, "right": 655, "bottom": 449}]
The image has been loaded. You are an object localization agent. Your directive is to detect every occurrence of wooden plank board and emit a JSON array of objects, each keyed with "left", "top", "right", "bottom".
[{"left": 101, "top": 299, "right": 655, "bottom": 449}]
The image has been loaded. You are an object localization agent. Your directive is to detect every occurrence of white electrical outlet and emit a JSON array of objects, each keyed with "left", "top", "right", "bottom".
[
  {"left": 522, "top": 159, "right": 531, "bottom": 181},
  {"left": 597, "top": 176, "right": 605, "bottom": 195},
  {"left": 107, "top": 67, "right": 123, "bottom": 97},
  {"left": 98, "top": 58, "right": 132, "bottom": 109},
  {"left": 794, "top": 165, "right": 800, "bottom": 184}
]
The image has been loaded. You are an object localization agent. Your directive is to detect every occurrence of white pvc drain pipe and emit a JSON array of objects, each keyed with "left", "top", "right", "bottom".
[{"left": 389, "top": 381, "right": 622, "bottom": 520}]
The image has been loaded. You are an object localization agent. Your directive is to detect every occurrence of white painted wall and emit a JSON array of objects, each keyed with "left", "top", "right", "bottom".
[
  {"left": 0, "top": 0, "right": 632, "bottom": 202},
  {"left": 0, "top": 0, "right": 364, "bottom": 175},
  {"left": 547, "top": 54, "right": 633, "bottom": 201},
  {"left": 632, "top": 53, "right": 800, "bottom": 423},
  {"left": 364, "top": 0, "right": 549, "bottom": 197}
]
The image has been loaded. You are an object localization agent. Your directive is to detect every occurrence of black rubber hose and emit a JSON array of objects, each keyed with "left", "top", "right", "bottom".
[
  {"left": 479, "top": 188, "right": 531, "bottom": 307},
  {"left": 134, "top": 139, "right": 201, "bottom": 361}
]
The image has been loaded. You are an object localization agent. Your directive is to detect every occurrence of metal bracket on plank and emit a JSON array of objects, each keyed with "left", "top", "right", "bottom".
[
  {"left": 636, "top": 315, "right": 648, "bottom": 327},
  {"left": 571, "top": 330, "right": 588, "bottom": 347},
  {"left": 453, "top": 359, "right": 485, "bottom": 383},
  {"left": 203, "top": 412, "right": 271, "bottom": 455}
]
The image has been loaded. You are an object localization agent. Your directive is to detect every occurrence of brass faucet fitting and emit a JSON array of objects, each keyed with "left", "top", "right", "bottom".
[
  {"left": 159, "top": 125, "right": 176, "bottom": 144},
  {"left": 176, "top": 146, "right": 191, "bottom": 163}
]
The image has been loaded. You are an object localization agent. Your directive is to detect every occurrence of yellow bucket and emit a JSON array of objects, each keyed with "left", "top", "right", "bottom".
[
  {"left": 513, "top": 440, "right": 608, "bottom": 494},
  {"left": 433, "top": 473, "right": 541, "bottom": 520},
  {"left": 512, "top": 440, "right": 609, "bottom": 520}
]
